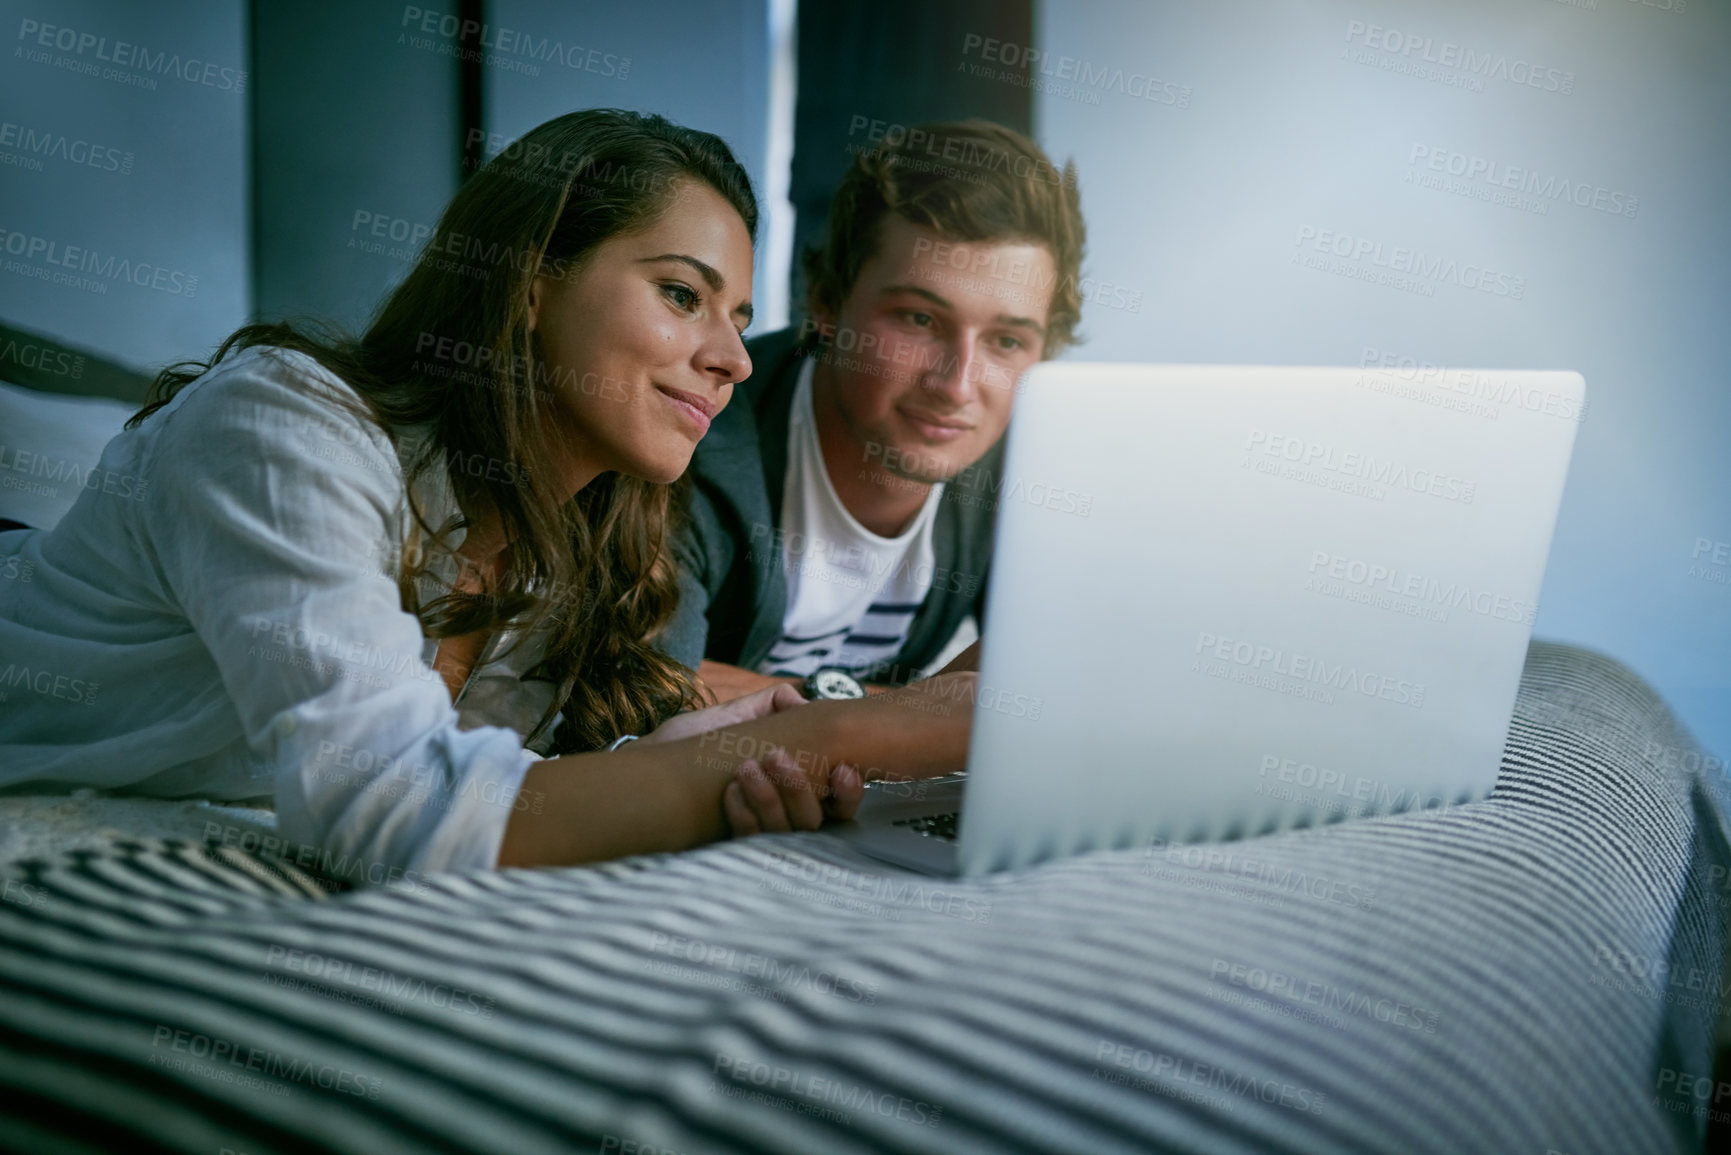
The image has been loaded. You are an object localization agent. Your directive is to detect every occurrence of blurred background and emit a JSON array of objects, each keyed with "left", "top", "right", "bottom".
[{"left": 1, "top": 0, "right": 1725, "bottom": 767}]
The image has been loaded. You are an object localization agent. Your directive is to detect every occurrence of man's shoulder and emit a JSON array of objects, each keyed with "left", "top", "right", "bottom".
[
  {"left": 943, "top": 434, "right": 1007, "bottom": 497},
  {"left": 692, "top": 328, "right": 803, "bottom": 469},
  {"left": 743, "top": 325, "right": 805, "bottom": 369},
  {"left": 682, "top": 329, "right": 799, "bottom": 540},
  {"left": 739, "top": 326, "right": 806, "bottom": 407}
]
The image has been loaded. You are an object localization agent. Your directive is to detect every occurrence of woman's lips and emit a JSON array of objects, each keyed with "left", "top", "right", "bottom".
[
  {"left": 899, "top": 407, "right": 971, "bottom": 442},
  {"left": 656, "top": 385, "right": 715, "bottom": 435}
]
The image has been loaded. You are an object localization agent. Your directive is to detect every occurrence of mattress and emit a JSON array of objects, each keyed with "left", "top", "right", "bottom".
[{"left": 0, "top": 639, "right": 1724, "bottom": 1154}]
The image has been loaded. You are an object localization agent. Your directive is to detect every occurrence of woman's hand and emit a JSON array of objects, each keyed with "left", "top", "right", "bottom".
[
  {"left": 716, "top": 670, "right": 980, "bottom": 838},
  {"left": 639, "top": 681, "right": 809, "bottom": 746},
  {"left": 723, "top": 747, "right": 865, "bottom": 836}
]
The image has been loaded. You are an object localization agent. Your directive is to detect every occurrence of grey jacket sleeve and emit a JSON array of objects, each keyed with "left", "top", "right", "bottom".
[{"left": 655, "top": 518, "right": 711, "bottom": 673}]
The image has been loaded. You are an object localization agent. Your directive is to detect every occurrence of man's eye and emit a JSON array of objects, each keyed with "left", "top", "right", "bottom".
[
  {"left": 663, "top": 283, "right": 699, "bottom": 310},
  {"left": 994, "top": 334, "right": 1025, "bottom": 352},
  {"left": 905, "top": 311, "right": 934, "bottom": 327}
]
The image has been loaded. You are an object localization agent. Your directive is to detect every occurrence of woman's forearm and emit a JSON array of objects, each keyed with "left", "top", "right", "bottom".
[
  {"left": 495, "top": 739, "right": 733, "bottom": 867},
  {"left": 496, "top": 675, "right": 974, "bottom": 867}
]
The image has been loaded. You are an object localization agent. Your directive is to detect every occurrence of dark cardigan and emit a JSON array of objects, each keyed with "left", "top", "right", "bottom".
[{"left": 659, "top": 326, "right": 1003, "bottom": 683}]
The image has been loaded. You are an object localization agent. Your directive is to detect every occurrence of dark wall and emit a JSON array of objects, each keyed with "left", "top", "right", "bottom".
[
  {"left": 250, "top": 0, "right": 462, "bottom": 334},
  {"left": 0, "top": 0, "right": 249, "bottom": 371},
  {"left": 790, "top": 0, "right": 1031, "bottom": 314}
]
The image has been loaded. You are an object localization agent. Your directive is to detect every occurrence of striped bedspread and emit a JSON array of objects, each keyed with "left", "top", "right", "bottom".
[{"left": 0, "top": 639, "right": 1726, "bottom": 1154}]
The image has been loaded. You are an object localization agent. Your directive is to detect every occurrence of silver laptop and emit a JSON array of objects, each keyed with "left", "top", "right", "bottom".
[{"left": 833, "top": 363, "right": 1585, "bottom": 876}]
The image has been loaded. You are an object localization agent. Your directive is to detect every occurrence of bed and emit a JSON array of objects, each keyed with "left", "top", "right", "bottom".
[{"left": 0, "top": 638, "right": 1725, "bottom": 1154}]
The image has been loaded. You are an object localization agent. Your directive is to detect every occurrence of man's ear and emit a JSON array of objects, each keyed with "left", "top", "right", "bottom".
[
  {"left": 527, "top": 274, "right": 544, "bottom": 334},
  {"left": 803, "top": 293, "right": 837, "bottom": 340}
]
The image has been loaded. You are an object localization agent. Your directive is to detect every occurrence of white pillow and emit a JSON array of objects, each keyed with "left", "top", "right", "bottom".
[{"left": 0, "top": 378, "right": 139, "bottom": 531}]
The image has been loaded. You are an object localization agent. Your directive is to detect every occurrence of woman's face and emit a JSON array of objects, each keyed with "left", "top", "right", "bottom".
[{"left": 529, "top": 181, "right": 754, "bottom": 489}]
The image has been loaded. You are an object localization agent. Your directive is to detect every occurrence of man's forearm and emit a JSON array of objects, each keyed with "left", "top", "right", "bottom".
[
  {"left": 697, "top": 660, "right": 799, "bottom": 704},
  {"left": 697, "top": 659, "right": 892, "bottom": 703},
  {"left": 497, "top": 676, "right": 973, "bottom": 867}
]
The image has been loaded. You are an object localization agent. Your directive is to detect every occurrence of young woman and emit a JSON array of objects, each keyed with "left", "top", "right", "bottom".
[{"left": 0, "top": 109, "right": 975, "bottom": 877}]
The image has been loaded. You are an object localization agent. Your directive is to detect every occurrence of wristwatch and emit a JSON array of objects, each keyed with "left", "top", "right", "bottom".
[{"left": 801, "top": 668, "right": 867, "bottom": 700}]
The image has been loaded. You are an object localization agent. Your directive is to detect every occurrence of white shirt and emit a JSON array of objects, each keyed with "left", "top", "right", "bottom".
[
  {"left": 757, "top": 359, "right": 944, "bottom": 678},
  {"left": 0, "top": 346, "right": 545, "bottom": 878}
]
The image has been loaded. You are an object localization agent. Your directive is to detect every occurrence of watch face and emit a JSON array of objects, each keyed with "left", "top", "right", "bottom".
[{"left": 810, "top": 669, "right": 866, "bottom": 699}]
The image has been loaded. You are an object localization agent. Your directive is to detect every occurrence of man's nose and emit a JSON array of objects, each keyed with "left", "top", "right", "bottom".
[{"left": 922, "top": 338, "right": 980, "bottom": 404}]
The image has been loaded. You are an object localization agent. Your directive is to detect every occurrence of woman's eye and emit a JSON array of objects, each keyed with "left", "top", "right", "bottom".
[
  {"left": 905, "top": 311, "right": 933, "bottom": 328},
  {"left": 663, "top": 283, "right": 699, "bottom": 310}
]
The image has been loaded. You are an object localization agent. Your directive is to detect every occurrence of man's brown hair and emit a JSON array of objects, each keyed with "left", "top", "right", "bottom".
[{"left": 803, "top": 119, "right": 1086, "bottom": 354}]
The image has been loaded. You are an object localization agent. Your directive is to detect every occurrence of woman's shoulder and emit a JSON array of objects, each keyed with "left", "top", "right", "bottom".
[
  {"left": 154, "top": 344, "right": 360, "bottom": 418},
  {"left": 147, "top": 344, "right": 399, "bottom": 467}
]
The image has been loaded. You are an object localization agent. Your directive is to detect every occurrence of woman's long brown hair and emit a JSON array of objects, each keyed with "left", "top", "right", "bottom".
[{"left": 128, "top": 109, "right": 759, "bottom": 753}]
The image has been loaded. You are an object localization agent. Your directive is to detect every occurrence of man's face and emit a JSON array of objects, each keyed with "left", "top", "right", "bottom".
[{"left": 810, "top": 216, "right": 1056, "bottom": 485}]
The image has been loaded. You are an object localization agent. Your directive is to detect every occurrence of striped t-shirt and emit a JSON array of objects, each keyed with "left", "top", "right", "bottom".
[{"left": 756, "top": 359, "right": 944, "bottom": 679}]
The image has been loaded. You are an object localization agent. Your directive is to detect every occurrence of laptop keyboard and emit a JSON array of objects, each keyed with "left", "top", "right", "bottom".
[{"left": 892, "top": 812, "right": 960, "bottom": 841}]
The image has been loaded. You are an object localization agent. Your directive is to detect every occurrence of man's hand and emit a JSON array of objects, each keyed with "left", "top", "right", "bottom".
[
  {"left": 933, "top": 640, "right": 981, "bottom": 676},
  {"left": 696, "top": 660, "right": 800, "bottom": 706},
  {"left": 723, "top": 747, "right": 865, "bottom": 835},
  {"left": 641, "top": 682, "right": 808, "bottom": 746}
]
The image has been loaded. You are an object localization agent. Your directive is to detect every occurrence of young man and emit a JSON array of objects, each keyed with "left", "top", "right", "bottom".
[{"left": 662, "top": 119, "right": 1086, "bottom": 703}]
